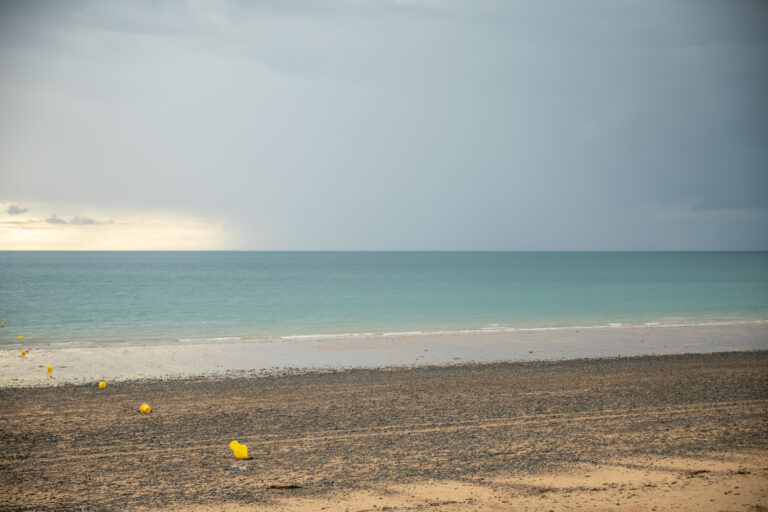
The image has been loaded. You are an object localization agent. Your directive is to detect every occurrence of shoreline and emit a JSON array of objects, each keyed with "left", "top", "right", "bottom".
[
  {"left": 2, "top": 349, "right": 768, "bottom": 391},
  {"left": 2, "top": 351, "right": 766, "bottom": 510},
  {"left": 4, "top": 317, "right": 767, "bottom": 348},
  {"left": 1, "top": 322, "right": 767, "bottom": 387}
]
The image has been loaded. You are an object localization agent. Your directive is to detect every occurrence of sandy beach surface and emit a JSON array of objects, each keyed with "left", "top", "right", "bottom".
[{"left": 1, "top": 350, "right": 767, "bottom": 511}]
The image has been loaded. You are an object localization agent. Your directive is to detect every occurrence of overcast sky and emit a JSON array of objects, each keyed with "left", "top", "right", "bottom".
[{"left": 1, "top": 0, "right": 766, "bottom": 250}]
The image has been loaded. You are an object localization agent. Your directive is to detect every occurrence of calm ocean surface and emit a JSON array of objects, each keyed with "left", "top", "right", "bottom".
[{"left": 1, "top": 251, "right": 767, "bottom": 346}]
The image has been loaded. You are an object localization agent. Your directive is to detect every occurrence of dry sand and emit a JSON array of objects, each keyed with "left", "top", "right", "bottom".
[
  {"left": 1, "top": 351, "right": 767, "bottom": 511},
  {"left": 188, "top": 453, "right": 768, "bottom": 512}
]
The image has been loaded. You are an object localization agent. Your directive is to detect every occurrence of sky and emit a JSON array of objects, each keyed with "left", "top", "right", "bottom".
[{"left": 0, "top": 0, "right": 766, "bottom": 250}]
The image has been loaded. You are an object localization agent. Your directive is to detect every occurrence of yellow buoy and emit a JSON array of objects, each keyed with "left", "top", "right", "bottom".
[
  {"left": 45, "top": 365, "right": 52, "bottom": 374},
  {"left": 230, "top": 441, "right": 248, "bottom": 459},
  {"left": 17, "top": 335, "right": 23, "bottom": 340},
  {"left": 234, "top": 444, "right": 249, "bottom": 459},
  {"left": 139, "top": 403, "right": 151, "bottom": 414},
  {"left": 0, "top": 322, "right": 5, "bottom": 327},
  {"left": 20, "top": 350, "right": 26, "bottom": 357},
  {"left": 98, "top": 381, "right": 106, "bottom": 389}
]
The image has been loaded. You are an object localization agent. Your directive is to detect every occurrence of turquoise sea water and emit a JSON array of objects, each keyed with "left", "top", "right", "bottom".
[{"left": 1, "top": 252, "right": 767, "bottom": 345}]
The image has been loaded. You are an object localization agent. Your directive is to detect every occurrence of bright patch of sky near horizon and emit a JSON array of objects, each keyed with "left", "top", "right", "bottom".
[{"left": 0, "top": 0, "right": 766, "bottom": 250}]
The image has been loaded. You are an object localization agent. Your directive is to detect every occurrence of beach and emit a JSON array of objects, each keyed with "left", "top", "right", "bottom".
[
  {"left": 2, "top": 0, "right": 766, "bottom": 508},
  {"left": 1, "top": 350, "right": 766, "bottom": 511}
]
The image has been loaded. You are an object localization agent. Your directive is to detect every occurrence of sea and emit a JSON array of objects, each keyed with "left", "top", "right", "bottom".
[{"left": 1, "top": 251, "right": 767, "bottom": 346}]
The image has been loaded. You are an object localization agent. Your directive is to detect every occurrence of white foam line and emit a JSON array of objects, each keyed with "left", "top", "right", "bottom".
[
  {"left": 271, "top": 319, "right": 768, "bottom": 342},
  {"left": 3, "top": 319, "right": 766, "bottom": 349},
  {"left": 178, "top": 337, "right": 241, "bottom": 342}
]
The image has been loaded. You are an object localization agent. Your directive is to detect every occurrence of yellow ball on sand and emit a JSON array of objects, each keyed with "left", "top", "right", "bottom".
[
  {"left": 45, "top": 365, "right": 52, "bottom": 373},
  {"left": 229, "top": 440, "right": 248, "bottom": 459},
  {"left": 20, "top": 350, "right": 26, "bottom": 357},
  {"left": 234, "top": 444, "right": 249, "bottom": 459},
  {"left": 139, "top": 403, "right": 151, "bottom": 414},
  {"left": 99, "top": 381, "right": 106, "bottom": 389},
  {"left": 17, "top": 335, "right": 23, "bottom": 340}
]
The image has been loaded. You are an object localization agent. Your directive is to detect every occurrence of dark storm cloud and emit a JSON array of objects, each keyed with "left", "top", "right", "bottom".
[{"left": 0, "top": 0, "right": 766, "bottom": 249}]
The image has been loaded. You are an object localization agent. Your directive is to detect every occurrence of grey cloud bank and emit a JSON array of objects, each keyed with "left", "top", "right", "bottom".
[
  {"left": 0, "top": 0, "right": 766, "bottom": 249},
  {"left": 70, "top": 216, "right": 104, "bottom": 225},
  {"left": 40, "top": 214, "right": 107, "bottom": 225},
  {"left": 7, "top": 204, "right": 28, "bottom": 215},
  {"left": 45, "top": 214, "right": 67, "bottom": 225}
]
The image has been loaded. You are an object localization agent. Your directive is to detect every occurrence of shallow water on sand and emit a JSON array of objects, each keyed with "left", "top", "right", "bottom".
[{"left": 1, "top": 322, "right": 766, "bottom": 386}]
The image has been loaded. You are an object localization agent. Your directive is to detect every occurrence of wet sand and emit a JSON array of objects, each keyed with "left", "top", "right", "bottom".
[
  {"left": 1, "top": 351, "right": 767, "bottom": 511},
  {"left": 2, "top": 321, "right": 767, "bottom": 387}
]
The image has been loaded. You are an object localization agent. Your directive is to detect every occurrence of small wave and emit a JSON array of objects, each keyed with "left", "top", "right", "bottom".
[
  {"left": 263, "top": 318, "right": 768, "bottom": 342},
  {"left": 286, "top": 319, "right": 768, "bottom": 340},
  {"left": 178, "top": 336, "right": 243, "bottom": 342},
  {"left": 3, "top": 318, "right": 765, "bottom": 348},
  {"left": 281, "top": 333, "right": 376, "bottom": 340}
]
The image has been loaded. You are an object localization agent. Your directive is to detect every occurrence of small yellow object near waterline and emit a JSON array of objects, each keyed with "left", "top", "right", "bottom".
[
  {"left": 139, "top": 403, "right": 151, "bottom": 414},
  {"left": 99, "top": 381, "right": 106, "bottom": 389},
  {"left": 46, "top": 365, "right": 52, "bottom": 374},
  {"left": 17, "top": 335, "right": 23, "bottom": 340},
  {"left": 0, "top": 322, "right": 5, "bottom": 327},
  {"left": 20, "top": 350, "right": 26, "bottom": 357},
  {"left": 230, "top": 441, "right": 248, "bottom": 459}
]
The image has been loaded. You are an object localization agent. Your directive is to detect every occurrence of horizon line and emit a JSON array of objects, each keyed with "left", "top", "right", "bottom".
[{"left": 1, "top": 249, "right": 766, "bottom": 253}]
